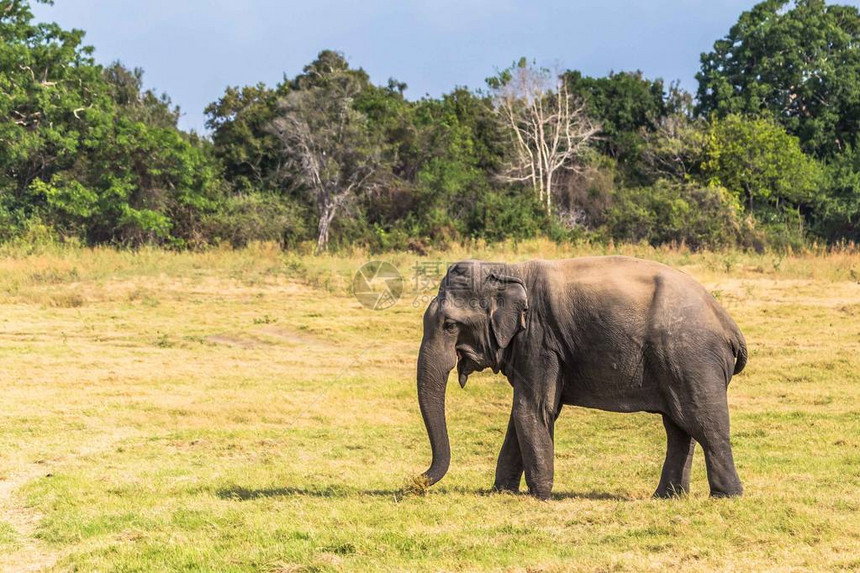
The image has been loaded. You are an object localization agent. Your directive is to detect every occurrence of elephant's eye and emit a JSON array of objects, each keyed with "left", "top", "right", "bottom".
[{"left": 443, "top": 319, "right": 458, "bottom": 333}]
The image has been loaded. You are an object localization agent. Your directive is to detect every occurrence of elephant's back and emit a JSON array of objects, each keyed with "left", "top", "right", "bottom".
[
  {"left": 534, "top": 257, "right": 742, "bottom": 411},
  {"left": 540, "top": 255, "right": 697, "bottom": 286},
  {"left": 535, "top": 256, "right": 701, "bottom": 310},
  {"left": 537, "top": 255, "right": 740, "bottom": 370},
  {"left": 538, "top": 256, "right": 723, "bottom": 315}
]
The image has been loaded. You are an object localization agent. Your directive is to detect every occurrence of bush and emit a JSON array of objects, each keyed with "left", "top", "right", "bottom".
[
  {"left": 0, "top": 204, "right": 21, "bottom": 243},
  {"left": 467, "top": 189, "right": 547, "bottom": 243},
  {"left": 606, "top": 180, "right": 745, "bottom": 249},
  {"left": 813, "top": 148, "right": 860, "bottom": 243},
  {"left": 747, "top": 208, "right": 808, "bottom": 252},
  {"left": 201, "top": 193, "right": 309, "bottom": 248}
]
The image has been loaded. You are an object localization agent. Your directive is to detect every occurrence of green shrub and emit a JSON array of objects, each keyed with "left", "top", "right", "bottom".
[
  {"left": 0, "top": 204, "right": 21, "bottom": 243},
  {"left": 467, "top": 189, "right": 547, "bottom": 243},
  {"left": 813, "top": 147, "right": 860, "bottom": 243},
  {"left": 201, "top": 193, "right": 309, "bottom": 248},
  {"left": 748, "top": 208, "right": 808, "bottom": 252},
  {"left": 606, "top": 180, "right": 744, "bottom": 249}
]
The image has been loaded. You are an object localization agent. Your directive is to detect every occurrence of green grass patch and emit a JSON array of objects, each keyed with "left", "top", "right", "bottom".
[{"left": 0, "top": 243, "right": 858, "bottom": 570}]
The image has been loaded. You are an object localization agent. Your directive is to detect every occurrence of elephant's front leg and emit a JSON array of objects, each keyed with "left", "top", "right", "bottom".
[
  {"left": 513, "top": 388, "right": 557, "bottom": 499},
  {"left": 493, "top": 414, "right": 523, "bottom": 493}
]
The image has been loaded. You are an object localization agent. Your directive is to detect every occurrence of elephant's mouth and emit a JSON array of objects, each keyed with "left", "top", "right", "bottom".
[{"left": 456, "top": 348, "right": 482, "bottom": 388}]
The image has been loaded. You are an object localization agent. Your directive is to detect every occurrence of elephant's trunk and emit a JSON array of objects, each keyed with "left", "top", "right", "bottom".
[{"left": 417, "top": 348, "right": 453, "bottom": 486}]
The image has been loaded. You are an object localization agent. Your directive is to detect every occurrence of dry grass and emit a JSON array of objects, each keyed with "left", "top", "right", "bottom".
[{"left": 0, "top": 241, "right": 858, "bottom": 571}]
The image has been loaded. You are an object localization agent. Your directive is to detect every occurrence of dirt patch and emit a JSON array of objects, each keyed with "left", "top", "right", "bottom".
[
  {"left": 0, "top": 465, "right": 56, "bottom": 572},
  {"left": 205, "top": 334, "right": 261, "bottom": 349},
  {"left": 837, "top": 303, "right": 860, "bottom": 316},
  {"left": 0, "top": 431, "right": 134, "bottom": 572},
  {"left": 253, "top": 326, "right": 332, "bottom": 349},
  {"left": 706, "top": 278, "right": 860, "bottom": 307}
]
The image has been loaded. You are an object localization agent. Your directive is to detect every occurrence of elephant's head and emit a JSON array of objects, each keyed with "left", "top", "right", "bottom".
[{"left": 417, "top": 261, "right": 528, "bottom": 486}]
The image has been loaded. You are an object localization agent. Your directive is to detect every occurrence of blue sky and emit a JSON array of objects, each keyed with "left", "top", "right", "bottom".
[{"left": 32, "top": 1, "right": 854, "bottom": 133}]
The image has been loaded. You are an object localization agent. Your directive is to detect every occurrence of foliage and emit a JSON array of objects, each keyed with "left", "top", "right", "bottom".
[
  {"left": 564, "top": 70, "right": 667, "bottom": 179},
  {"left": 696, "top": 0, "right": 860, "bottom": 157},
  {"left": 0, "top": 0, "right": 221, "bottom": 246},
  {"left": 467, "top": 187, "right": 548, "bottom": 243},
  {"left": 702, "top": 115, "right": 821, "bottom": 214},
  {"left": 815, "top": 146, "right": 860, "bottom": 241},
  {"left": 199, "top": 192, "right": 309, "bottom": 248},
  {"left": 3, "top": 0, "right": 860, "bottom": 251},
  {"left": 1, "top": 0, "right": 106, "bottom": 203},
  {"left": 204, "top": 83, "right": 288, "bottom": 194},
  {"left": 606, "top": 180, "right": 747, "bottom": 249},
  {"left": 269, "top": 52, "right": 385, "bottom": 253},
  {"left": 640, "top": 113, "right": 709, "bottom": 183}
]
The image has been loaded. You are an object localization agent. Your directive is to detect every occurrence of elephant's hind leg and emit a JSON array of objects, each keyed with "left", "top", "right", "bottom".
[
  {"left": 697, "top": 418, "right": 743, "bottom": 498},
  {"left": 678, "top": 392, "right": 743, "bottom": 498},
  {"left": 493, "top": 414, "right": 524, "bottom": 493},
  {"left": 654, "top": 414, "right": 695, "bottom": 498}
]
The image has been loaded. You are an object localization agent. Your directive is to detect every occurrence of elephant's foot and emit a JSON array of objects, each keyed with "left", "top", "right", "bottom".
[
  {"left": 492, "top": 466, "right": 523, "bottom": 494},
  {"left": 653, "top": 483, "right": 689, "bottom": 499},
  {"left": 525, "top": 479, "right": 553, "bottom": 500},
  {"left": 523, "top": 470, "right": 553, "bottom": 500},
  {"left": 492, "top": 485, "right": 519, "bottom": 495},
  {"left": 527, "top": 487, "right": 552, "bottom": 501},
  {"left": 492, "top": 479, "right": 521, "bottom": 494},
  {"left": 709, "top": 485, "right": 743, "bottom": 498}
]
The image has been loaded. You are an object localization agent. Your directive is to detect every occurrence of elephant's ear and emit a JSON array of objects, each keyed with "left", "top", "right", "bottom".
[{"left": 488, "top": 274, "right": 528, "bottom": 349}]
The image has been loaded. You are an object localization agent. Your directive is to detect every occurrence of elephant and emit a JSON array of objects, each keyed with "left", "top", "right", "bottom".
[{"left": 416, "top": 256, "right": 747, "bottom": 500}]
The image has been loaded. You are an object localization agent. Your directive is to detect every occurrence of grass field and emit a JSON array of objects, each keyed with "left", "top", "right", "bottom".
[{"left": 0, "top": 241, "right": 859, "bottom": 571}]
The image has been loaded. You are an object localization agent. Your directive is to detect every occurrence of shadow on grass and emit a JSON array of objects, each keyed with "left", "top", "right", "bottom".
[
  {"left": 549, "top": 490, "right": 632, "bottom": 501},
  {"left": 217, "top": 485, "right": 631, "bottom": 501},
  {"left": 217, "top": 486, "right": 400, "bottom": 500}
]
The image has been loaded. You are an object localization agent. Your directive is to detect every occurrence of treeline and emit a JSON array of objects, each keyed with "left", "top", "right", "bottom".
[{"left": 2, "top": 0, "right": 859, "bottom": 252}]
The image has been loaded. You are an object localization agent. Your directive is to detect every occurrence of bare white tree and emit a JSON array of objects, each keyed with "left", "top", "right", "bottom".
[
  {"left": 489, "top": 59, "right": 600, "bottom": 216},
  {"left": 269, "top": 71, "right": 381, "bottom": 254}
]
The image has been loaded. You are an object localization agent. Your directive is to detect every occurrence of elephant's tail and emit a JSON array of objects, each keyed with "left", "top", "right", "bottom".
[{"left": 732, "top": 331, "right": 748, "bottom": 375}]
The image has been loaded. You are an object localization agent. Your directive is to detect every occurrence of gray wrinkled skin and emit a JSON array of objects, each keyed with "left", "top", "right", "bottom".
[{"left": 417, "top": 257, "right": 747, "bottom": 500}]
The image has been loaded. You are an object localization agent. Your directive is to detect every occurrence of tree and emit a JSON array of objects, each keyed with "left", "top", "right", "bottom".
[
  {"left": 564, "top": 70, "right": 667, "bottom": 160},
  {"left": 703, "top": 115, "right": 821, "bottom": 214},
  {"left": 269, "top": 53, "right": 383, "bottom": 253},
  {"left": 696, "top": 0, "right": 860, "bottom": 157},
  {"left": 816, "top": 147, "right": 860, "bottom": 241},
  {"left": 205, "top": 83, "right": 287, "bottom": 193},
  {"left": 488, "top": 58, "right": 599, "bottom": 215},
  {"left": 640, "top": 114, "right": 709, "bottom": 183},
  {"left": 0, "top": 0, "right": 109, "bottom": 200},
  {"left": 104, "top": 62, "right": 180, "bottom": 129},
  {"left": 1, "top": 1, "right": 221, "bottom": 245}
]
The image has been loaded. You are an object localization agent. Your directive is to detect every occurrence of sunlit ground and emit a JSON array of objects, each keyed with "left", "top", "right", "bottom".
[{"left": 0, "top": 241, "right": 858, "bottom": 571}]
